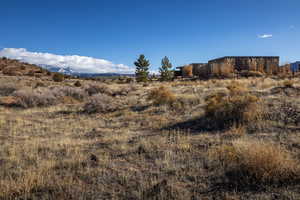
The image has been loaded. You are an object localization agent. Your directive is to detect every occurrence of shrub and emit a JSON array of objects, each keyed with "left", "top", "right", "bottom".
[
  {"left": 126, "top": 77, "right": 134, "bottom": 83},
  {"left": 2, "top": 66, "right": 22, "bottom": 76},
  {"left": 52, "top": 86, "right": 87, "bottom": 101},
  {"left": 0, "top": 82, "right": 18, "bottom": 96},
  {"left": 35, "top": 81, "right": 46, "bottom": 88},
  {"left": 112, "top": 85, "right": 138, "bottom": 96},
  {"left": 84, "top": 83, "right": 113, "bottom": 96},
  {"left": 147, "top": 86, "right": 176, "bottom": 106},
  {"left": 74, "top": 81, "right": 82, "bottom": 87},
  {"left": 210, "top": 138, "right": 299, "bottom": 186},
  {"left": 0, "top": 96, "right": 18, "bottom": 107},
  {"left": 13, "top": 88, "right": 58, "bottom": 108},
  {"left": 204, "top": 89, "right": 260, "bottom": 130},
  {"left": 52, "top": 73, "right": 64, "bottom": 82},
  {"left": 226, "top": 81, "right": 248, "bottom": 95},
  {"left": 26, "top": 70, "right": 35, "bottom": 76},
  {"left": 83, "top": 94, "right": 119, "bottom": 114},
  {"left": 283, "top": 80, "right": 294, "bottom": 88},
  {"left": 270, "top": 100, "right": 300, "bottom": 125}
]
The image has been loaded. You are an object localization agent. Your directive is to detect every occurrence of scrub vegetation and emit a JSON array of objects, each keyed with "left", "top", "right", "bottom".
[{"left": 0, "top": 58, "right": 300, "bottom": 199}]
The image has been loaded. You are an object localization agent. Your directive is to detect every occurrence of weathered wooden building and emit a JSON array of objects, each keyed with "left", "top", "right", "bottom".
[
  {"left": 205, "top": 56, "right": 279, "bottom": 77},
  {"left": 175, "top": 56, "right": 280, "bottom": 78}
]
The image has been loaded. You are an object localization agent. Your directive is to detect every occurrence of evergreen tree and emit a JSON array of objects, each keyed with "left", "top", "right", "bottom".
[
  {"left": 134, "top": 54, "right": 150, "bottom": 82},
  {"left": 159, "top": 56, "right": 173, "bottom": 81}
]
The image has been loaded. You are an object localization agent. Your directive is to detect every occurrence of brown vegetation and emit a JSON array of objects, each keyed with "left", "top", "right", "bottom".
[
  {"left": 83, "top": 93, "right": 120, "bottom": 113},
  {"left": 204, "top": 82, "right": 261, "bottom": 130},
  {"left": 147, "top": 86, "right": 176, "bottom": 106},
  {"left": 0, "top": 66, "right": 300, "bottom": 199},
  {"left": 210, "top": 138, "right": 299, "bottom": 186},
  {"left": 52, "top": 73, "right": 65, "bottom": 82}
]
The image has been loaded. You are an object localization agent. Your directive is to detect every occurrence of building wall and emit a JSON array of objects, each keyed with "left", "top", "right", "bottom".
[
  {"left": 291, "top": 61, "right": 300, "bottom": 73},
  {"left": 202, "top": 56, "right": 279, "bottom": 77},
  {"left": 176, "top": 56, "right": 281, "bottom": 78},
  {"left": 278, "top": 64, "right": 292, "bottom": 75},
  {"left": 209, "top": 58, "right": 235, "bottom": 77},
  {"left": 191, "top": 63, "right": 207, "bottom": 76}
]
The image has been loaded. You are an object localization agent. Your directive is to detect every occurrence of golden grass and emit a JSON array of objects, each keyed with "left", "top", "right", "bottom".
[
  {"left": 204, "top": 89, "right": 260, "bottom": 129},
  {"left": 210, "top": 138, "right": 300, "bottom": 184},
  {"left": 147, "top": 86, "right": 176, "bottom": 106},
  {"left": 0, "top": 76, "right": 300, "bottom": 199}
]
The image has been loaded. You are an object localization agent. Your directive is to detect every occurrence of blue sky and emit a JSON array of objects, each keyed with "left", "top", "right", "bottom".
[{"left": 0, "top": 0, "right": 299, "bottom": 73}]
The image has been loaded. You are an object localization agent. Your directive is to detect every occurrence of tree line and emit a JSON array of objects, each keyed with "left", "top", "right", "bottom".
[{"left": 134, "top": 54, "right": 174, "bottom": 82}]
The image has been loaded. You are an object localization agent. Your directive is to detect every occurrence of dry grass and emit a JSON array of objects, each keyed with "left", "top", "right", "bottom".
[
  {"left": 84, "top": 83, "right": 114, "bottom": 96},
  {"left": 0, "top": 75, "right": 300, "bottom": 199},
  {"left": 210, "top": 138, "right": 300, "bottom": 186},
  {"left": 147, "top": 86, "right": 176, "bottom": 106},
  {"left": 204, "top": 88, "right": 260, "bottom": 129},
  {"left": 83, "top": 93, "right": 120, "bottom": 113},
  {"left": 283, "top": 79, "right": 294, "bottom": 87},
  {"left": 12, "top": 88, "right": 59, "bottom": 108}
]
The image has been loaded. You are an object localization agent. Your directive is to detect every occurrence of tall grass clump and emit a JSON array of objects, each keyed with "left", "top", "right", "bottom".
[
  {"left": 210, "top": 138, "right": 299, "bottom": 187},
  {"left": 204, "top": 82, "right": 260, "bottom": 130},
  {"left": 147, "top": 86, "right": 176, "bottom": 106}
]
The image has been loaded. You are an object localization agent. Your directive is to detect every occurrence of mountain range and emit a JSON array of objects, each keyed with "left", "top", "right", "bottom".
[{"left": 37, "top": 64, "right": 135, "bottom": 77}]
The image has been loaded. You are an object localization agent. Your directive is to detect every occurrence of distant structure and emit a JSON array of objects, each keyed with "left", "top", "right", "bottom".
[
  {"left": 176, "top": 56, "right": 280, "bottom": 78},
  {"left": 291, "top": 61, "right": 300, "bottom": 73}
]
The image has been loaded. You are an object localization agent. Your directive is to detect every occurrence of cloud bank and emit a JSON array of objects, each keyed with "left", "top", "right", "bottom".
[
  {"left": 0, "top": 48, "right": 134, "bottom": 74},
  {"left": 258, "top": 34, "right": 273, "bottom": 39}
]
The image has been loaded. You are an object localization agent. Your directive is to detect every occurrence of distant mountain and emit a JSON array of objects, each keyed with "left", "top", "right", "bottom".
[
  {"left": 39, "top": 65, "right": 75, "bottom": 75},
  {"left": 39, "top": 64, "right": 134, "bottom": 77},
  {"left": 72, "top": 73, "right": 135, "bottom": 78}
]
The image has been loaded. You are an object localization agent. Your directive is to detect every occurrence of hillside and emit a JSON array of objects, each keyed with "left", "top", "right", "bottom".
[{"left": 0, "top": 57, "right": 52, "bottom": 77}]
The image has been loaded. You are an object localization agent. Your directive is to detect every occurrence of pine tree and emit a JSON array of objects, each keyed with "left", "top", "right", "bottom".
[
  {"left": 134, "top": 54, "right": 150, "bottom": 82},
  {"left": 159, "top": 56, "right": 173, "bottom": 81}
]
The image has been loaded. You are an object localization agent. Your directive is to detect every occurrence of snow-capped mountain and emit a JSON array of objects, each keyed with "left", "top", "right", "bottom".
[
  {"left": 38, "top": 64, "right": 134, "bottom": 77},
  {"left": 39, "top": 64, "right": 75, "bottom": 75}
]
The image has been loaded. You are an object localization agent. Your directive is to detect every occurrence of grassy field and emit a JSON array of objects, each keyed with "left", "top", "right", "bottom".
[{"left": 0, "top": 75, "right": 300, "bottom": 199}]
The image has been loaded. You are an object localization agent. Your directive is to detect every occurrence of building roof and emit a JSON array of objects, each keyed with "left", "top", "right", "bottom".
[{"left": 209, "top": 56, "right": 280, "bottom": 63}]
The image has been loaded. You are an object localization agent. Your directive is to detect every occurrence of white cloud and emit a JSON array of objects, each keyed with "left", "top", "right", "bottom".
[
  {"left": 0, "top": 48, "right": 134, "bottom": 74},
  {"left": 258, "top": 34, "right": 273, "bottom": 39}
]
